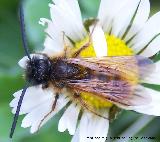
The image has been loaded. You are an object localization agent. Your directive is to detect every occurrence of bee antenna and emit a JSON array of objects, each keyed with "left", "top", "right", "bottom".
[
  {"left": 9, "top": 84, "right": 28, "bottom": 138},
  {"left": 19, "top": 2, "right": 31, "bottom": 61}
]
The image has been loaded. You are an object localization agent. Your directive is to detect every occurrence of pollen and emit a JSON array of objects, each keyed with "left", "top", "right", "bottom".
[
  {"left": 81, "top": 92, "right": 113, "bottom": 108},
  {"left": 106, "top": 34, "right": 134, "bottom": 56},
  {"left": 73, "top": 34, "right": 134, "bottom": 109}
]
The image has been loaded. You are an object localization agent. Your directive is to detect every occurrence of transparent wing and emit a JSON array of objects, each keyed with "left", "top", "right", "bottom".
[
  {"left": 66, "top": 56, "right": 154, "bottom": 84},
  {"left": 66, "top": 56, "right": 153, "bottom": 106},
  {"left": 67, "top": 78, "right": 150, "bottom": 107}
]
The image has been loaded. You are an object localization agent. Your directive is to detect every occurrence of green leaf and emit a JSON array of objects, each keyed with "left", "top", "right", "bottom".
[
  {"left": 79, "top": 0, "right": 100, "bottom": 18},
  {"left": 24, "top": 0, "right": 50, "bottom": 50},
  {"left": 0, "top": 10, "right": 23, "bottom": 72}
]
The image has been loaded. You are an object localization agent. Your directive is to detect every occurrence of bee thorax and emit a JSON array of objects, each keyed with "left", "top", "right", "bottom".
[{"left": 52, "top": 60, "right": 83, "bottom": 80}]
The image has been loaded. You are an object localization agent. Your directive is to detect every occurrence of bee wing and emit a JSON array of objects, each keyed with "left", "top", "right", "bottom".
[
  {"left": 67, "top": 78, "right": 150, "bottom": 107},
  {"left": 66, "top": 56, "right": 153, "bottom": 106},
  {"left": 67, "top": 56, "right": 154, "bottom": 83}
]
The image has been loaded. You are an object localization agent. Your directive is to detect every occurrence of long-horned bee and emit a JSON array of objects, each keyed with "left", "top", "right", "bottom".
[{"left": 10, "top": 4, "right": 153, "bottom": 138}]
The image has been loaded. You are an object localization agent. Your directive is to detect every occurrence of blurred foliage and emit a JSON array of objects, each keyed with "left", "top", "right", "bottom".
[{"left": 0, "top": 0, "right": 160, "bottom": 142}]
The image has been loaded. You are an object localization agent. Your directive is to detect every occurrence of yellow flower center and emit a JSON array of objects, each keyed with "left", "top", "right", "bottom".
[{"left": 72, "top": 34, "right": 134, "bottom": 109}]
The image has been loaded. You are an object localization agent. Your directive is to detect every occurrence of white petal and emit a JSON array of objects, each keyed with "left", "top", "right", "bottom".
[
  {"left": 43, "top": 35, "right": 64, "bottom": 56},
  {"left": 21, "top": 94, "right": 69, "bottom": 133},
  {"left": 71, "top": 127, "right": 80, "bottom": 142},
  {"left": 79, "top": 110, "right": 109, "bottom": 142},
  {"left": 129, "top": 12, "right": 160, "bottom": 53},
  {"left": 53, "top": 0, "right": 82, "bottom": 25},
  {"left": 139, "top": 35, "right": 160, "bottom": 57},
  {"left": 40, "top": 18, "right": 62, "bottom": 43},
  {"left": 98, "top": 0, "right": 129, "bottom": 33},
  {"left": 124, "top": 86, "right": 160, "bottom": 116},
  {"left": 124, "top": 0, "right": 150, "bottom": 41},
  {"left": 142, "top": 61, "right": 160, "bottom": 85},
  {"left": 49, "top": 1, "right": 86, "bottom": 41},
  {"left": 39, "top": 18, "right": 64, "bottom": 55},
  {"left": 49, "top": 5, "right": 80, "bottom": 40},
  {"left": 18, "top": 56, "right": 28, "bottom": 69},
  {"left": 21, "top": 99, "right": 54, "bottom": 129},
  {"left": 10, "top": 86, "right": 55, "bottom": 115},
  {"left": 111, "top": 0, "right": 141, "bottom": 38},
  {"left": 40, "top": 19, "right": 74, "bottom": 56},
  {"left": 18, "top": 54, "right": 44, "bottom": 69},
  {"left": 90, "top": 24, "right": 108, "bottom": 57},
  {"left": 40, "top": 0, "right": 87, "bottom": 56},
  {"left": 58, "top": 103, "right": 80, "bottom": 135}
]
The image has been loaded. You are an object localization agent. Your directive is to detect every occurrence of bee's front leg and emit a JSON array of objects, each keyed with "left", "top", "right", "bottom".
[
  {"left": 42, "top": 82, "right": 49, "bottom": 89},
  {"left": 37, "top": 93, "right": 59, "bottom": 131},
  {"left": 72, "top": 21, "right": 98, "bottom": 58},
  {"left": 62, "top": 31, "right": 72, "bottom": 58},
  {"left": 72, "top": 41, "right": 91, "bottom": 58}
]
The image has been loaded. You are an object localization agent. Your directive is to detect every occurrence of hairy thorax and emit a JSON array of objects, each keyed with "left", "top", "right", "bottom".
[{"left": 50, "top": 58, "right": 90, "bottom": 88}]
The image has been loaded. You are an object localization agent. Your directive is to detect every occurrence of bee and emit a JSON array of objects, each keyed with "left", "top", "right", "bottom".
[{"left": 10, "top": 4, "right": 153, "bottom": 138}]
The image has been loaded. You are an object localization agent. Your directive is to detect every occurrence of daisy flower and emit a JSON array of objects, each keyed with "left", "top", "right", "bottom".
[{"left": 10, "top": 0, "right": 160, "bottom": 141}]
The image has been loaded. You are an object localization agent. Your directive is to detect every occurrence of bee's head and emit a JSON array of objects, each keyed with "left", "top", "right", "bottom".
[{"left": 22, "top": 55, "right": 52, "bottom": 85}]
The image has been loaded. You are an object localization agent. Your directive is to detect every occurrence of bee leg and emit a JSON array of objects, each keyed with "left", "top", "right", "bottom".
[
  {"left": 62, "top": 31, "right": 72, "bottom": 58},
  {"left": 72, "top": 41, "right": 91, "bottom": 58},
  {"left": 72, "top": 21, "right": 98, "bottom": 58},
  {"left": 42, "top": 82, "right": 49, "bottom": 89},
  {"left": 37, "top": 93, "right": 59, "bottom": 131},
  {"left": 73, "top": 93, "right": 108, "bottom": 119},
  {"left": 62, "top": 31, "right": 68, "bottom": 58}
]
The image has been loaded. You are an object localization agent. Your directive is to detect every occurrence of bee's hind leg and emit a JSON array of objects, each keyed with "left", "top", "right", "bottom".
[
  {"left": 73, "top": 93, "right": 108, "bottom": 119},
  {"left": 37, "top": 93, "right": 59, "bottom": 131}
]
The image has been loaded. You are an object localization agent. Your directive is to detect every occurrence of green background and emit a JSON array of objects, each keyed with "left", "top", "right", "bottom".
[{"left": 0, "top": 0, "right": 160, "bottom": 142}]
